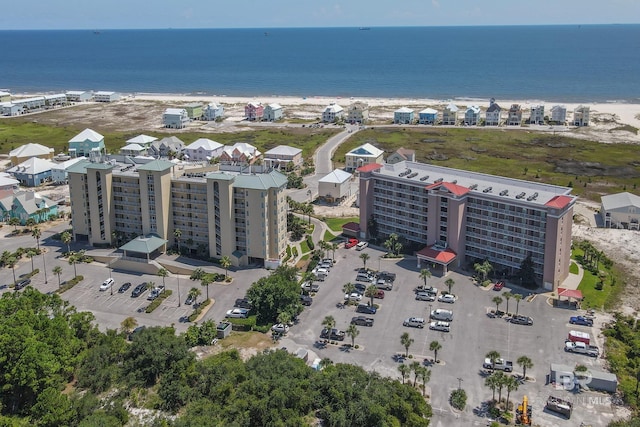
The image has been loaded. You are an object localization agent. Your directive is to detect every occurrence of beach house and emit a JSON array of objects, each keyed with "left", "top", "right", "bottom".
[
  {"left": 51, "top": 157, "right": 86, "bottom": 184},
  {"left": 149, "top": 136, "right": 184, "bottom": 159},
  {"left": 345, "top": 143, "right": 384, "bottom": 172},
  {"left": 530, "top": 105, "right": 545, "bottom": 125},
  {"left": 441, "top": 104, "right": 459, "bottom": 125},
  {"left": 9, "top": 143, "right": 54, "bottom": 166},
  {"left": 550, "top": 105, "right": 567, "bottom": 124},
  {"left": 394, "top": 107, "right": 414, "bottom": 124},
  {"left": 573, "top": 105, "right": 590, "bottom": 126},
  {"left": 600, "top": 192, "right": 640, "bottom": 229},
  {"left": 485, "top": 98, "right": 502, "bottom": 126},
  {"left": 0, "top": 191, "right": 58, "bottom": 225},
  {"left": 418, "top": 108, "right": 438, "bottom": 125},
  {"left": 322, "top": 103, "right": 344, "bottom": 123},
  {"left": 44, "top": 94, "right": 67, "bottom": 107},
  {"left": 507, "top": 104, "right": 522, "bottom": 126},
  {"left": 347, "top": 102, "right": 369, "bottom": 124},
  {"left": 1, "top": 103, "right": 22, "bottom": 116},
  {"left": 162, "top": 108, "right": 189, "bottom": 129},
  {"left": 203, "top": 102, "right": 224, "bottom": 121},
  {"left": 14, "top": 96, "right": 46, "bottom": 112},
  {"left": 0, "top": 173, "right": 19, "bottom": 196},
  {"left": 184, "top": 103, "right": 204, "bottom": 120},
  {"left": 68, "top": 128, "right": 105, "bottom": 158},
  {"left": 183, "top": 138, "right": 224, "bottom": 162},
  {"left": 65, "top": 90, "right": 93, "bottom": 102},
  {"left": 220, "top": 142, "right": 261, "bottom": 165},
  {"left": 94, "top": 91, "right": 120, "bottom": 102},
  {"left": 244, "top": 102, "right": 264, "bottom": 121},
  {"left": 8, "top": 157, "right": 55, "bottom": 187},
  {"left": 0, "top": 91, "right": 10, "bottom": 103},
  {"left": 126, "top": 134, "right": 157, "bottom": 149},
  {"left": 263, "top": 145, "right": 303, "bottom": 170},
  {"left": 318, "top": 169, "right": 353, "bottom": 203},
  {"left": 119, "top": 143, "right": 147, "bottom": 157},
  {"left": 464, "top": 106, "right": 481, "bottom": 126},
  {"left": 386, "top": 147, "right": 416, "bottom": 164},
  {"left": 263, "top": 103, "right": 284, "bottom": 121}
]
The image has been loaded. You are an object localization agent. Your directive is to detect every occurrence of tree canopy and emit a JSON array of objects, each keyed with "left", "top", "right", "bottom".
[{"left": 246, "top": 265, "right": 303, "bottom": 324}]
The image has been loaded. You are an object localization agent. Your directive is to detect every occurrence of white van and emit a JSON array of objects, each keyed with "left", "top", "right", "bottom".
[
  {"left": 430, "top": 309, "right": 454, "bottom": 321},
  {"left": 355, "top": 241, "right": 369, "bottom": 251}
]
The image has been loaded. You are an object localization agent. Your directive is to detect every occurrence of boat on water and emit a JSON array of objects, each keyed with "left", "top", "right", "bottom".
[{"left": 359, "top": 27, "right": 370, "bottom": 31}]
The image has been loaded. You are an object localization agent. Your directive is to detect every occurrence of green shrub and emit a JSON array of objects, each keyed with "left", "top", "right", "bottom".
[
  {"left": 450, "top": 389, "right": 467, "bottom": 410},
  {"left": 145, "top": 290, "right": 172, "bottom": 313},
  {"left": 56, "top": 275, "right": 84, "bottom": 293},
  {"left": 306, "top": 235, "right": 315, "bottom": 250},
  {"left": 187, "top": 298, "right": 211, "bottom": 322}
]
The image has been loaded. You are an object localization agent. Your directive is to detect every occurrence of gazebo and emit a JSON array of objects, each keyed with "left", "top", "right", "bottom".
[
  {"left": 556, "top": 287, "right": 584, "bottom": 309},
  {"left": 119, "top": 234, "right": 168, "bottom": 261}
]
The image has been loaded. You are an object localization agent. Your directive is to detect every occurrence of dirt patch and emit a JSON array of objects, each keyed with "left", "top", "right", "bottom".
[
  {"left": 192, "top": 331, "right": 275, "bottom": 361},
  {"left": 552, "top": 160, "right": 640, "bottom": 177}
]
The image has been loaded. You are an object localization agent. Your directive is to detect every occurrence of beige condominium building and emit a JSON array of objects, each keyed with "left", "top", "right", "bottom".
[
  {"left": 67, "top": 159, "right": 288, "bottom": 267},
  {"left": 358, "top": 161, "right": 575, "bottom": 291}
]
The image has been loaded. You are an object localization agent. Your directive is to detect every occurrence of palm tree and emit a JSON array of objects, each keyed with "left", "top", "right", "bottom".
[
  {"left": 318, "top": 240, "right": 330, "bottom": 258},
  {"left": 513, "top": 294, "right": 523, "bottom": 315},
  {"left": 359, "top": 252, "right": 370, "bottom": 270},
  {"left": 190, "top": 268, "right": 205, "bottom": 281},
  {"left": 121, "top": 316, "right": 138, "bottom": 337},
  {"left": 505, "top": 375, "right": 519, "bottom": 406},
  {"left": 485, "top": 373, "right": 499, "bottom": 401},
  {"left": 220, "top": 256, "right": 231, "bottom": 280},
  {"left": 503, "top": 292, "right": 512, "bottom": 314},
  {"left": 346, "top": 324, "right": 360, "bottom": 347},
  {"left": 9, "top": 217, "right": 20, "bottom": 231},
  {"left": 157, "top": 268, "right": 168, "bottom": 288},
  {"left": 188, "top": 287, "right": 201, "bottom": 305},
  {"left": 7, "top": 256, "right": 17, "bottom": 284},
  {"left": 430, "top": 340, "right": 442, "bottom": 363},
  {"left": 474, "top": 260, "right": 493, "bottom": 282},
  {"left": 516, "top": 355, "right": 533, "bottom": 380},
  {"left": 419, "top": 268, "right": 431, "bottom": 290},
  {"left": 25, "top": 218, "right": 36, "bottom": 230},
  {"left": 398, "top": 364, "right": 410, "bottom": 384},
  {"left": 485, "top": 350, "right": 501, "bottom": 371},
  {"left": 494, "top": 371, "right": 507, "bottom": 402},
  {"left": 53, "top": 265, "right": 63, "bottom": 288},
  {"left": 342, "top": 282, "right": 356, "bottom": 296},
  {"left": 277, "top": 311, "right": 292, "bottom": 326},
  {"left": 68, "top": 252, "right": 79, "bottom": 277},
  {"left": 400, "top": 332, "right": 414, "bottom": 357},
  {"left": 492, "top": 296, "right": 503, "bottom": 313},
  {"left": 174, "top": 228, "right": 182, "bottom": 253},
  {"left": 365, "top": 284, "right": 378, "bottom": 306},
  {"left": 418, "top": 366, "right": 431, "bottom": 396},
  {"left": 32, "top": 227, "right": 41, "bottom": 251},
  {"left": 303, "top": 202, "right": 313, "bottom": 224},
  {"left": 26, "top": 249, "right": 36, "bottom": 272},
  {"left": 61, "top": 231, "right": 72, "bottom": 254},
  {"left": 445, "top": 278, "right": 455, "bottom": 294},
  {"left": 331, "top": 242, "right": 338, "bottom": 260},
  {"left": 322, "top": 315, "right": 336, "bottom": 333},
  {"left": 201, "top": 277, "right": 211, "bottom": 301},
  {"left": 410, "top": 361, "right": 421, "bottom": 386}
]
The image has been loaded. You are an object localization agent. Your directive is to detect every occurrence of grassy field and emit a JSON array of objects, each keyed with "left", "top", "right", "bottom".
[
  {"left": 573, "top": 247, "right": 618, "bottom": 309},
  {"left": 324, "top": 216, "right": 359, "bottom": 232},
  {"left": 336, "top": 127, "right": 640, "bottom": 202},
  {"left": 569, "top": 261, "right": 579, "bottom": 275}
]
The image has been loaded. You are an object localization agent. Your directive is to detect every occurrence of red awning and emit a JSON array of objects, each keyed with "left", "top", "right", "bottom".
[
  {"left": 416, "top": 246, "right": 457, "bottom": 264},
  {"left": 557, "top": 288, "right": 583, "bottom": 299}
]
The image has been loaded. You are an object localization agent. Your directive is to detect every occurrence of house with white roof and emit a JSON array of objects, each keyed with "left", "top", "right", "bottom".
[
  {"left": 120, "top": 144, "right": 147, "bottom": 157},
  {"left": 263, "top": 145, "right": 303, "bottom": 169},
  {"left": 507, "top": 104, "right": 523, "bottom": 126},
  {"left": 50, "top": 157, "right": 86, "bottom": 184},
  {"left": 245, "top": 102, "right": 264, "bottom": 121},
  {"left": 530, "top": 105, "right": 545, "bottom": 125},
  {"left": 66, "top": 90, "right": 93, "bottom": 102},
  {"left": 550, "top": 105, "right": 567, "bottom": 124},
  {"left": 203, "top": 102, "right": 224, "bottom": 121},
  {"left": 126, "top": 134, "right": 157, "bottom": 148},
  {"left": 183, "top": 138, "right": 224, "bottom": 162},
  {"left": 0, "top": 191, "right": 58, "bottom": 225},
  {"left": 263, "top": 103, "right": 284, "bottom": 121},
  {"left": 322, "top": 103, "right": 344, "bottom": 123},
  {"left": 219, "top": 143, "right": 261, "bottom": 165},
  {"left": 68, "top": 128, "right": 105, "bottom": 158},
  {"left": 7, "top": 157, "right": 55, "bottom": 186},
  {"left": 600, "top": 192, "right": 640, "bottom": 229},
  {"left": 394, "top": 107, "right": 414, "bottom": 124},
  {"left": 345, "top": 143, "right": 384, "bottom": 172},
  {"left": 163, "top": 108, "right": 189, "bottom": 129},
  {"left": 44, "top": 94, "right": 67, "bottom": 107},
  {"left": 386, "top": 148, "right": 416, "bottom": 164},
  {"left": 0, "top": 173, "right": 20, "bottom": 199},
  {"left": 9, "top": 143, "right": 54, "bottom": 165},
  {"left": 464, "top": 106, "right": 481, "bottom": 126},
  {"left": 347, "top": 102, "right": 369, "bottom": 124},
  {"left": 94, "top": 91, "right": 120, "bottom": 102},
  {"left": 441, "top": 104, "right": 459, "bottom": 125},
  {"left": 318, "top": 169, "right": 353, "bottom": 202},
  {"left": 485, "top": 98, "right": 502, "bottom": 126},
  {"left": 1, "top": 103, "right": 22, "bottom": 116},
  {"left": 13, "top": 96, "right": 46, "bottom": 111},
  {"left": 418, "top": 108, "right": 438, "bottom": 125},
  {"left": 149, "top": 136, "right": 185, "bottom": 158},
  {"left": 574, "top": 105, "right": 590, "bottom": 126}
]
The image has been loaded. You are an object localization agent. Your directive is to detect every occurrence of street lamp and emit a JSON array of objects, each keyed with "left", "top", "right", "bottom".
[
  {"left": 307, "top": 189, "right": 312, "bottom": 202},
  {"left": 457, "top": 377, "right": 463, "bottom": 390},
  {"left": 177, "top": 273, "right": 181, "bottom": 307},
  {"left": 109, "top": 261, "right": 113, "bottom": 295},
  {"left": 41, "top": 241, "right": 48, "bottom": 284}
]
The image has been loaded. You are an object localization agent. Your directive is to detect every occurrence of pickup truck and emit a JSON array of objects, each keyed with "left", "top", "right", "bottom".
[
  {"left": 545, "top": 396, "right": 573, "bottom": 418},
  {"left": 569, "top": 315, "right": 594, "bottom": 326},
  {"left": 483, "top": 357, "right": 513, "bottom": 372},
  {"left": 147, "top": 285, "right": 165, "bottom": 301},
  {"left": 564, "top": 341, "right": 599, "bottom": 357}
]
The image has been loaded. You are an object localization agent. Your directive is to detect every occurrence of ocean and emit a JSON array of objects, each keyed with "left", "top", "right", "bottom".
[{"left": 1, "top": 25, "right": 639, "bottom": 103}]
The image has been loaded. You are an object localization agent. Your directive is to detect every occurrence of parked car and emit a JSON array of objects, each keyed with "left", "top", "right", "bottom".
[
  {"left": 373, "top": 289, "right": 385, "bottom": 299},
  {"left": 147, "top": 285, "right": 165, "bottom": 301},
  {"left": 321, "top": 258, "right": 334, "bottom": 267},
  {"left": 301, "top": 282, "right": 320, "bottom": 292},
  {"left": 356, "top": 304, "right": 377, "bottom": 314},
  {"left": 118, "top": 282, "right": 132, "bottom": 293},
  {"left": 569, "top": 316, "right": 593, "bottom": 326},
  {"left": 377, "top": 271, "right": 396, "bottom": 282},
  {"left": 416, "top": 291, "right": 436, "bottom": 301},
  {"left": 185, "top": 294, "right": 196, "bottom": 305},
  {"left": 351, "top": 316, "right": 374, "bottom": 327},
  {"left": 345, "top": 238, "right": 359, "bottom": 249},
  {"left": 225, "top": 308, "right": 249, "bottom": 318},
  {"left": 353, "top": 283, "right": 367, "bottom": 293},
  {"left": 429, "top": 321, "right": 450, "bottom": 332},
  {"left": 375, "top": 279, "right": 393, "bottom": 290},
  {"left": 131, "top": 283, "right": 148, "bottom": 298},
  {"left": 430, "top": 309, "right": 454, "bottom": 321},
  {"left": 234, "top": 298, "right": 253, "bottom": 309},
  {"left": 344, "top": 292, "right": 362, "bottom": 302},
  {"left": 403, "top": 317, "right": 426, "bottom": 328},
  {"left": 99, "top": 277, "right": 115, "bottom": 291},
  {"left": 417, "top": 286, "right": 438, "bottom": 295},
  {"left": 438, "top": 294, "right": 457, "bottom": 304},
  {"left": 493, "top": 281, "right": 505, "bottom": 291},
  {"left": 355, "top": 241, "right": 368, "bottom": 251},
  {"left": 510, "top": 315, "right": 534, "bottom": 326},
  {"left": 271, "top": 323, "right": 290, "bottom": 334},
  {"left": 356, "top": 272, "right": 375, "bottom": 282},
  {"left": 300, "top": 295, "right": 313, "bottom": 306},
  {"left": 14, "top": 278, "right": 31, "bottom": 290},
  {"left": 320, "top": 328, "right": 345, "bottom": 341}
]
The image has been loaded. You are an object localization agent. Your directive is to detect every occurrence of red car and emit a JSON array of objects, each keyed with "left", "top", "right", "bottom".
[
  {"left": 493, "top": 281, "right": 505, "bottom": 291},
  {"left": 374, "top": 289, "right": 385, "bottom": 299},
  {"left": 345, "top": 238, "right": 359, "bottom": 249}
]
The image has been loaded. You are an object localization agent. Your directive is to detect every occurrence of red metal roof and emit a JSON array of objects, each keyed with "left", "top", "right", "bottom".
[
  {"left": 342, "top": 222, "right": 360, "bottom": 232},
  {"left": 416, "top": 246, "right": 457, "bottom": 264},
  {"left": 357, "top": 163, "right": 383, "bottom": 173},
  {"left": 557, "top": 288, "right": 583, "bottom": 299},
  {"left": 545, "top": 195, "right": 573, "bottom": 209},
  {"left": 425, "top": 181, "right": 470, "bottom": 196}
]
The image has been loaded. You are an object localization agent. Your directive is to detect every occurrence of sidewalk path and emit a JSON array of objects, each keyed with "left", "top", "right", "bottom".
[{"left": 560, "top": 260, "right": 584, "bottom": 290}]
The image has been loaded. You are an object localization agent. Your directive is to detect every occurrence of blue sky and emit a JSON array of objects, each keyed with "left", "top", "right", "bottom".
[{"left": 1, "top": 0, "right": 638, "bottom": 30}]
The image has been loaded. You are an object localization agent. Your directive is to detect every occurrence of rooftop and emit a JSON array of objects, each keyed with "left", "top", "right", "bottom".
[
  {"left": 69, "top": 128, "right": 104, "bottom": 143},
  {"left": 319, "top": 169, "right": 352, "bottom": 184}
]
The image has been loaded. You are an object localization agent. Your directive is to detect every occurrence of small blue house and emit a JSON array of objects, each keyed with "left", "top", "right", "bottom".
[
  {"left": 0, "top": 191, "right": 58, "bottom": 225},
  {"left": 394, "top": 107, "right": 414, "bottom": 124},
  {"left": 7, "top": 157, "right": 55, "bottom": 187},
  {"left": 418, "top": 108, "right": 438, "bottom": 125},
  {"left": 69, "top": 128, "right": 105, "bottom": 158}
]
